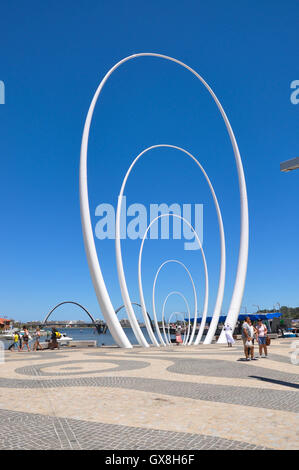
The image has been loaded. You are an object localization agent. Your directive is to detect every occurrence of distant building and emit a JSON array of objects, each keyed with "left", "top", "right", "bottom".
[{"left": 0, "top": 318, "right": 12, "bottom": 330}]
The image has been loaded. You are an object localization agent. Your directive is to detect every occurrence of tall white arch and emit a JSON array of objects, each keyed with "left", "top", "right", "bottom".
[
  {"left": 161, "top": 293, "right": 191, "bottom": 345},
  {"left": 115, "top": 144, "right": 225, "bottom": 346},
  {"left": 138, "top": 214, "right": 209, "bottom": 346},
  {"left": 79, "top": 53, "right": 248, "bottom": 348},
  {"left": 151, "top": 261, "right": 197, "bottom": 346}
]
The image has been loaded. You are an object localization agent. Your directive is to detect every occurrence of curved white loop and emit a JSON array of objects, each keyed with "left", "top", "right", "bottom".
[
  {"left": 163, "top": 295, "right": 190, "bottom": 346},
  {"left": 115, "top": 144, "right": 225, "bottom": 346},
  {"left": 79, "top": 53, "right": 249, "bottom": 348},
  {"left": 166, "top": 312, "right": 187, "bottom": 345},
  {"left": 152, "top": 262, "right": 196, "bottom": 346},
  {"left": 138, "top": 214, "right": 208, "bottom": 345},
  {"left": 161, "top": 293, "right": 191, "bottom": 345}
]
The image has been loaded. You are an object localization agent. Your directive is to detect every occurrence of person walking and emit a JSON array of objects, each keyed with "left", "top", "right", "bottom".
[
  {"left": 223, "top": 323, "right": 235, "bottom": 347},
  {"left": 8, "top": 332, "right": 19, "bottom": 352},
  {"left": 21, "top": 327, "right": 31, "bottom": 352},
  {"left": 33, "top": 327, "right": 43, "bottom": 351},
  {"left": 257, "top": 319, "right": 268, "bottom": 358}
]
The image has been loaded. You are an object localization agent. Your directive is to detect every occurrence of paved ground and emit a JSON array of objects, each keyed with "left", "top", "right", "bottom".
[{"left": 0, "top": 339, "right": 298, "bottom": 450}]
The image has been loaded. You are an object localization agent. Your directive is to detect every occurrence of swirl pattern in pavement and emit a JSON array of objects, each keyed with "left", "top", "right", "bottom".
[{"left": 15, "top": 359, "right": 150, "bottom": 377}]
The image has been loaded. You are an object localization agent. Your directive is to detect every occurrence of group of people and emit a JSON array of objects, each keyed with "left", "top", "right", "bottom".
[
  {"left": 8, "top": 327, "right": 61, "bottom": 352},
  {"left": 242, "top": 317, "right": 269, "bottom": 360},
  {"left": 223, "top": 317, "right": 269, "bottom": 360},
  {"left": 8, "top": 327, "right": 43, "bottom": 352}
]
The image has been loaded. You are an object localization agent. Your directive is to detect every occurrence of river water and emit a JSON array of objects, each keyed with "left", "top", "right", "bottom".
[
  {"left": 2, "top": 327, "right": 165, "bottom": 349},
  {"left": 1, "top": 324, "right": 206, "bottom": 350}
]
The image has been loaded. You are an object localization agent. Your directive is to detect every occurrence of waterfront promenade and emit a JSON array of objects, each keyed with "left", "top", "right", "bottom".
[{"left": 0, "top": 339, "right": 298, "bottom": 450}]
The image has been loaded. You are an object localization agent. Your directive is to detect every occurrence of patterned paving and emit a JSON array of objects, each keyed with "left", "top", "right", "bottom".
[
  {"left": 1, "top": 374, "right": 297, "bottom": 412},
  {"left": 0, "top": 339, "right": 298, "bottom": 450},
  {"left": 15, "top": 358, "right": 150, "bottom": 376},
  {"left": 0, "top": 409, "right": 268, "bottom": 450}
]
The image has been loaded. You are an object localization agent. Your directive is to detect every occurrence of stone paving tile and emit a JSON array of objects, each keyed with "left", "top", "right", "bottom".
[
  {"left": 0, "top": 409, "right": 268, "bottom": 450},
  {"left": 0, "top": 374, "right": 298, "bottom": 412},
  {"left": 15, "top": 359, "right": 150, "bottom": 376},
  {"left": 4, "top": 351, "right": 70, "bottom": 362},
  {"left": 1, "top": 340, "right": 297, "bottom": 450},
  {"left": 80, "top": 351, "right": 299, "bottom": 387},
  {"left": 12, "top": 352, "right": 297, "bottom": 385},
  {"left": 165, "top": 357, "right": 299, "bottom": 383}
]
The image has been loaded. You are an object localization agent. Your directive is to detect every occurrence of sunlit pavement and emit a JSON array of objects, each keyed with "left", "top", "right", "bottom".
[{"left": 0, "top": 339, "right": 298, "bottom": 450}]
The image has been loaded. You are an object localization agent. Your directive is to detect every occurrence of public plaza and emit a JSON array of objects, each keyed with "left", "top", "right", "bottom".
[
  {"left": 1, "top": 0, "right": 298, "bottom": 455},
  {"left": 0, "top": 339, "right": 298, "bottom": 450}
]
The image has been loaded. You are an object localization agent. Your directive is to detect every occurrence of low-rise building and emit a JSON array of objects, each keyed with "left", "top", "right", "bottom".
[{"left": 0, "top": 318, "right": 12, "bottom": 331}]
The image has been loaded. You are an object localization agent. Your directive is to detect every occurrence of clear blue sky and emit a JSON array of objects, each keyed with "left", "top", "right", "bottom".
[{"left": 0, "top": 0, "right": 298, "bottom": 323}]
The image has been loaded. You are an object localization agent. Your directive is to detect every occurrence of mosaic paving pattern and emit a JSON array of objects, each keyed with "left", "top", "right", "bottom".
[
  {"left": 1, "top": 375, "right": 297, "bottom": 412},
  {"left": 1, "top": 339, "right": 298, "bottom": 450},
  {"left": 0, "top": 409, "right": 268, "bottom": 450},
  {"left": 15, "top": 359, "right": 150, "bottom": 376}
]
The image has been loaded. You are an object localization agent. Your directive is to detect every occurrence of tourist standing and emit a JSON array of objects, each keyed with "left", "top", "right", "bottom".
[
  {"left": 257, "top": 319, "right": 268, "bottom": 358},
  {"left": 242, "top": 317, "right": 258, "bottom": 361},
  {"left": 175, "top": 326, "right": 183, "bottom": 345},
  {"left": 223, "top": 323, "right": 235, "bottom": 347},
  {"left": 249, "top": 321, "right": 258, "bottom": 360}
]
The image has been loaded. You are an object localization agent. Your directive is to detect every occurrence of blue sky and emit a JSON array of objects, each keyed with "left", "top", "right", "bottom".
[{"left": 0, "top": 0, "right": 298, "bottom": 323}]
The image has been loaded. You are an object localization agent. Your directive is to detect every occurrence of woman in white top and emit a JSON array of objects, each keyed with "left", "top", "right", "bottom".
[
  {"left": 223, "top": 324, "right": 235, "bottom": 347},
  {"left": 242, "top": 317, "right": 258, "bottom": 360},
  {"left": 257, "top": 319, "right": 268, "bottom": 357}
]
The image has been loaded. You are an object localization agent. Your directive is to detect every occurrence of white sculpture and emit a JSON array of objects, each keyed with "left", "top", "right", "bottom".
[
  {"left": 79, "top": 53, "right": 249, "bottom": 347},
  {"left": 115, "top": 145, "right": 225, "bottom": 346},
  {"left": 152, "top": 262, "right": 197, "bottom": 346},
  {"left": 161, "top": 293, "right": 191, "bottom": 345}
]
